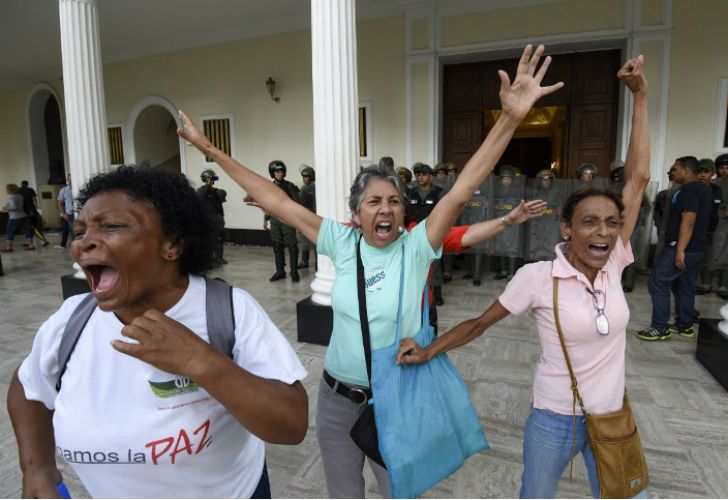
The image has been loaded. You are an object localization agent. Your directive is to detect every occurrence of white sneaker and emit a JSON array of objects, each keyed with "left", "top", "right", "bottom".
[{"left": 53, "top": 245, "right": 66, "bottom": 249}]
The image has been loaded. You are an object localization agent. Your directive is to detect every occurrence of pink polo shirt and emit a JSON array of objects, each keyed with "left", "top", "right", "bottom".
[{"left": 499, "top": 238, "right": 633, "bottom": 415}]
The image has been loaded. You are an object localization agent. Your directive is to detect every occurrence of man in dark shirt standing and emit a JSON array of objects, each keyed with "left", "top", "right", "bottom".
[
  {"left": 637, "top": 156, "right": 713, "bottom": 341},
  {"left": 197, "top": 169, "right": 227, "bottom": 265}
]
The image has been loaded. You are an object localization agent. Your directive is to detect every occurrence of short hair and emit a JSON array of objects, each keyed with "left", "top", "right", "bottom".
[
  {"left": 77, "top": 165, "right": 218, "bottom": 275},
  {"left": 21, "top": 180, "right": 29, "bottom": 187},
  {"left": 675, "top": 156, "right": 700, "bottom": 175},
  {"left": 561, "top": 187, "right": 625, "bottom": 224},
  {"left": 349, "top": 166, "right": 405, "bottom": 216},
  {"left": 6, "top": 183, "right": 19, "bottom": 194},
  {"left": 378, "top": 156, "right": 395, "bottom": 172}
]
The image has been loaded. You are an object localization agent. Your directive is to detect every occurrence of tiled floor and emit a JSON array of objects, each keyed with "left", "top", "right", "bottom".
[{"left": 1, "top": 241, "right": 726, "bottom": 498}]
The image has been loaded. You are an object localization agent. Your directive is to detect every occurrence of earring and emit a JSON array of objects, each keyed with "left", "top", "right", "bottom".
[{"left": 563, "top": 235, "right": 570, "bottom": 241}]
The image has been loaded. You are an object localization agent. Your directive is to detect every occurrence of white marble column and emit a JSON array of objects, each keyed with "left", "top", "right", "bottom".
[
  {"left": 309, "top": 0, "right": 360, "bottom": 305},
  {"left": 59, "top": 0, "right": 110, "bottom": 198}
]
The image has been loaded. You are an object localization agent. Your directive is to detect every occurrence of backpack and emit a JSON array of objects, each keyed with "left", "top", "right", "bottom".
[{"left": 55, "top": 277, "right": 234, "bottom": 391}]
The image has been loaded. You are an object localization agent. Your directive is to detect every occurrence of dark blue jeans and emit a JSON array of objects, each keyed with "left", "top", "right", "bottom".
[
  {"left": 251, "top": 462, "right": 271, "bottom": 499},
  {"left": 648, "top": 246, "right": 704, "bottom": 330}
]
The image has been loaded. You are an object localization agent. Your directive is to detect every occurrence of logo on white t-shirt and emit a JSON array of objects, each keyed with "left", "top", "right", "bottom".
[
  {"left": 365, "top": 269, "right": 386, "bottom": 291},
  {"left": 149, "top": 376, "right": 201, "bottom": 398}
]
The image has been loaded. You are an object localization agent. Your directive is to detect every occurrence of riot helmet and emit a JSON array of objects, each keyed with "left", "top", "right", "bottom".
[
  {"left": 576, "top": 162, "right": 597, "bottom": 181},
  {"left": 201, "top": 169, "right": 219, "bottom": 183},
  {"left": 398, "top": 167, "right": 412, "bottom": 184},
  {"left": 268, "top": 160, "right": 287, "bottom": 178},
  {"left": 609, "top": 160, "right": 625, "bottom": 182},
  {"left": 300, "top": 164, "right": 315, "bottom": 181}
]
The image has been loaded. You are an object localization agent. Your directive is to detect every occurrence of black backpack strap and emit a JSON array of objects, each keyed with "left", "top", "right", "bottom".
[
  {"left": 204, "top": 276, "right": 235, "bottom": 359},
  {"left": 56, "top": 294, "right": 97, "bottom": 391}
]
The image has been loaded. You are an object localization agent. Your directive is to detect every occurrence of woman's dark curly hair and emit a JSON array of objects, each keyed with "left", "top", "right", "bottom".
[
  {"left": 76, "top": 165, "right": 218, "bottom": 274},
  {"left": 561, "top": 186, "right": 625, "bottom": 224}
]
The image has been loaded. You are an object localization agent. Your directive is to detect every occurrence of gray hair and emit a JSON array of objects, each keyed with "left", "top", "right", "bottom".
[{"left": 349, "top": 166, "right": 405, "bottom": 215}]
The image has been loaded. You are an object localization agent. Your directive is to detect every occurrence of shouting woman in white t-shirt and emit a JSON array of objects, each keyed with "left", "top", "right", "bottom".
[{"left": 8, "top": 166, "right": 308, "bottom": 498}]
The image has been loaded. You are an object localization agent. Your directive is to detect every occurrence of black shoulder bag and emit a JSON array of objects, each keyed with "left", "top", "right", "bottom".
[{"left": 349, "top": 237, "right": 387, "bottom": 468}]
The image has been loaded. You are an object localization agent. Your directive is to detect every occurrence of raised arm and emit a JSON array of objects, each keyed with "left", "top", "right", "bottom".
[
  {"left": 425, "top": 44, "right": 564, "bottom": 250},
  {"left": 7, "top": 368, "right": 62, "bottom": 498},
  {"left": 617, "top": 55, "right": 651, "bottom": 245},
  {"left": 459, "top": 199, "right": 546, "bottom": 248},
  {"left": 397, "top": 300, "right": 511, "bottom": 364},
  {"left": 177, "top": 111, "right": 322, "bottom": 244}
]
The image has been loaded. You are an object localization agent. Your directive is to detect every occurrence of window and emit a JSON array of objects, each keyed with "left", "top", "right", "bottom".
[
  {"left": 359, "top": 102, "right": 372, "bottom": 161},
  {"left": 716, "top": 77, "right": 728, "bottom": 154},
  {"left": 202, "top": 115, "right": 234, "bottom": 163},
  {"left": 108, "top": 126, "right": 124, "bottom": 165}
]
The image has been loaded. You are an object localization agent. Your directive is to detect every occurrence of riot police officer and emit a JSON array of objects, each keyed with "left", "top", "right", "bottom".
[
  {"left": 695, "top": 159, "right": 723, "bottom": 294},
  {"left": 408, "top": 163, "right": 445, "bottom": 305},
  {"left": 493, "top": 165, "right": 522, "bottom": 280},
  {"left": 576, "top": 162, "right": 597, "bottom": 182},
  {"left": 264, "top": 160, "right": 301, "bottom": 282},
  {"left": 197, "top": 169, "right": 227, "bottom": 265},
  {"left": 714, "top": 154, "right": 728, "bottom": 298},
  {"left": 297, "top": 165, "right": 316, "bottom": 269}
]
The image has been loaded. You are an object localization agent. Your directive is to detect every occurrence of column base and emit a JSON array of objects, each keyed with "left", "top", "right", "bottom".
[
  {"left": 296, "top": 296, "right": 333, "bottom": 346},
  {"left": 696, "top": 318, "right": 728, "bottom": 392},
  {"left": 61, "top": 273, "right": 91, "bottom": 299}
]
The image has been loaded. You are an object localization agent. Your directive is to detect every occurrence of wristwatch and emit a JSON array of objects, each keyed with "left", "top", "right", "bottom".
[{"left": 500, "top": 216, "right": 511, "bottom": 226}]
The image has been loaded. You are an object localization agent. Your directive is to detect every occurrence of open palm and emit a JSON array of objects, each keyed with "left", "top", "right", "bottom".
[{"left": 499, "top": 44, "right": 564, "bottom": 122}]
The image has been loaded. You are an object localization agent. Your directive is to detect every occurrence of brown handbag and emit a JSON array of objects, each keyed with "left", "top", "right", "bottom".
[{"left": 552, "top": 277, "right": 649, "bottom": 499}]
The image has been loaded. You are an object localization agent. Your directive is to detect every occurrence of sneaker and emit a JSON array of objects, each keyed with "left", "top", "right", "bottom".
[
  {"left": 53, "top": 244, "right": 66, "bottom": 249},
  {"left": 695, "top": 285, "right": 711, "bottom": 295},
  {"left": 635, "top": 327, "right": 671, "bottom": 341},
  {"left": 717, "top": 286, "right": 728, "bottom": 300},
  {"left": 674, "top": 326, "right": 695, "bottom": 340},
  {"left": 493, "top": 271, "right": 507, "bottom": 280}
]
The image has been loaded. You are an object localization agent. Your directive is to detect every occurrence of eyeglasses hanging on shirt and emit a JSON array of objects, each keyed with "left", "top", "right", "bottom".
[{"left": 586, "top": 288, "right": 609, "bottom": 335}]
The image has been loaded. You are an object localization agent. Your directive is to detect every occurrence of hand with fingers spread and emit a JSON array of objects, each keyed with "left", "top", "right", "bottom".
[
  {"left": 396, "top": 337, "right": 429, "bottom": 365},
  {"left": 113, "top": 309, "right": 219, "bottom": 378},
  {"left": 499, "top": 44, "right": 564, "bottom": 122},
  {"left": 508, "top": 199, "right": 548, "bottom": 225},
  {"left": 617, "top": 54, "right": 647, "bottom": 95}
]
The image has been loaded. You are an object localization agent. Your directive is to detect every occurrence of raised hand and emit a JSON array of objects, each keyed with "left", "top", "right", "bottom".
[
  {"left": 177, "top": 110, "right": 213, "bottom": 153},
  {"left": 617, "top": 54, "right": 647, "bottom": 95},
  {"left": 499, "top": 44, "right": 564, "bottom": 122},
  {"left": 508, "top": 199, "right": 548, "bottom": 225}
]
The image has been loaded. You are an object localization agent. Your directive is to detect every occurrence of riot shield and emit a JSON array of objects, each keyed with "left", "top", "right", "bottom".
[
  {"left": 492, "top": 175, "right": 526, "bottom": 258},
  {"left": 524, "top": 178, "right": 570, "bottom": 261},
  {"left": 654, "top": 183, "right": 679, "bottom": 264},
  {"left": 710, "top": 178, "right": 728, "bottom": 270},
  {"left": 629, "top": 181, "right": 658, "bottom": 269},
  {"left": 433, "top": 176, "right": 454, "bottom": 195},
  {"left": 459, "top": 177, "right": 493, "bottom": 254},
  {"left": 572, "top": 177, "right": 611, "bottom": 193}
]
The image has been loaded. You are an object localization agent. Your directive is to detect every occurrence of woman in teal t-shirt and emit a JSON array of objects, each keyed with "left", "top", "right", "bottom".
[{"left": 178, "top": 44, "right": 563, "bottom": 498}]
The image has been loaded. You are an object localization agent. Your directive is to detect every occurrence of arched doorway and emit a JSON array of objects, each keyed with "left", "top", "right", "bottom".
[
  {"left": 27, "top": 84, "right": 66, "bottom": 186},
  {"left": 127, "top": 96, "right": 185, "bottom": 174}
]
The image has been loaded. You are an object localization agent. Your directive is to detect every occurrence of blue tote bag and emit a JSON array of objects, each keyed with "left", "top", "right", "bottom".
[{"left": 371, "top": 257, "right": 489, "bottom": 498}]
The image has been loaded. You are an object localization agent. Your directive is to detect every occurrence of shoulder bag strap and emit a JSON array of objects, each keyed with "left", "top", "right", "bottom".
[
  {"left": 204, "top": 276, "right": 236, "bottom": 359},
  {"left": 56, "top": 293, "right": 97, "bottom": 391},
  {"left": 552, "top": 276, "right": 588, "bottom": 480},
  {"left": 356, "top": 237, "right": 374, "bottom": 385}
]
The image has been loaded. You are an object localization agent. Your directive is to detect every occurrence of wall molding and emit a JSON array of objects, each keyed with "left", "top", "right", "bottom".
[
  {"left": 715, "top": 77, "right": 728, "bottom": 156},
  {"left": 25, "top": 82, "right": 68, "bottom": 189}
]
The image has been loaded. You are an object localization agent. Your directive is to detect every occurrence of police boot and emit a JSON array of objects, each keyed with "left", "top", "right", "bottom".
[
  {"left": 298, "top": 250, "right": 310, "bottom": 269},
  {"left": 269, "top": 244, "right": 286, "bottom": 282},
  {"left": 289, "top": 245, "right": 300, "bottom": 282},
  {"left": 433, "top": 286, "right": 444, "bottom": 306}
]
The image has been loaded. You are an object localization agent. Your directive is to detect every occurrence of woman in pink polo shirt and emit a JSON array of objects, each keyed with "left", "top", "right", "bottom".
[{"left": 397, "top": 56, "right": 650, "bottom": 498}]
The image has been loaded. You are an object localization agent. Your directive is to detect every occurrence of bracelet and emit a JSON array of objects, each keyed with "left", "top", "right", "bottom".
[{"left": 500, "top": 216, "right": 511, "bottom": 227}]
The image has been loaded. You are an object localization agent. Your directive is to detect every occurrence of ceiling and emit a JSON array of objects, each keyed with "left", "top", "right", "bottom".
[{"left": 0, "top": 0, "right": 430, "bottom": 90}]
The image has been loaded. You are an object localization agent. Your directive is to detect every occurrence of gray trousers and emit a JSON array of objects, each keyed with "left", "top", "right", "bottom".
[{"left": 316, "top": 378, "right": 391, "bottom": 498}]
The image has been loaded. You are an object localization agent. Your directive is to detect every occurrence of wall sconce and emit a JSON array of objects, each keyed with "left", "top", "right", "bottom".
[{"left": 266, "top": 77, "right": 280, "bottom": 103}]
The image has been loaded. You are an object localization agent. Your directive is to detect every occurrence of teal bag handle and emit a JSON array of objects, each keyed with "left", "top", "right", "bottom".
[{"left": 393, "top": 247, "right": 406, "bottom": 343}]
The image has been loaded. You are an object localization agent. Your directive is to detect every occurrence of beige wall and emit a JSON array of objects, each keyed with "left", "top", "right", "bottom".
[
  {"left": 0, "top": 87, "right": 34, "bottom": 191},
  {"left": 664, "top": 0, "right": 728, "bottom": 170}
]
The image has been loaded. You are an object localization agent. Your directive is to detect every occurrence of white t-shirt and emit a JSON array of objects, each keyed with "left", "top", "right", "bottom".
[{"left": 19, "top": 275, "right": 307, "bottom": 498}]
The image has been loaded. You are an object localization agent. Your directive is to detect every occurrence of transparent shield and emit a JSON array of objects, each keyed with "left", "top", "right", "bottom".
[
  {"left": 629, "top": 181, "right": 658, "bottom": 268},
  {"left": 460, "top": 178, "right": 493, "bottom": 254},
  {"left": 710, "top": 178, "right": 728, "bottom": 269},
  {"left": 492, "top": 175, "right": 526, "bottom": 258},
  {"left": 524, "top": 178, "right": 570, "bottom": 261}
]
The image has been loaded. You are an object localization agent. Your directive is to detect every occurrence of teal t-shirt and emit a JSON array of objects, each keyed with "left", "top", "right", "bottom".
[{"left": 317, "top": 218, "right": 442, "bottom": 386}]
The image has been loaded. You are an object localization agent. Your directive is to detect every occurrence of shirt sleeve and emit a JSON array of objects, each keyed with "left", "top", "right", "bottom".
[
  {"left": 443, "top": 226, "right": 470, "bottom": 253},
  {"left": 498, "top": 263, "right": 537, "bottom": 315},
  {"left": 231, "top": 289, "right": 307, "bottom": 385},
  {"left": 316, "top": 218, "right": 354, "bottom": 261},
  {"left": 409, "top": 218, "right": 442, "bottom": 262},
  {"left": 17, "top": 295, "right": 87, "bottom": 410}
]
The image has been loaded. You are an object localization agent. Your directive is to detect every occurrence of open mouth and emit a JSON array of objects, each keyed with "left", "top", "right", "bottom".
[
  {"left": 85, "top": 264, "right": 120, "bottom": 295},
  {"left": 374, "top": 222, "right": 393, "bottom": 239},
  {"left": 587, "top": 243, "right": 610, "bottom": 257}
]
